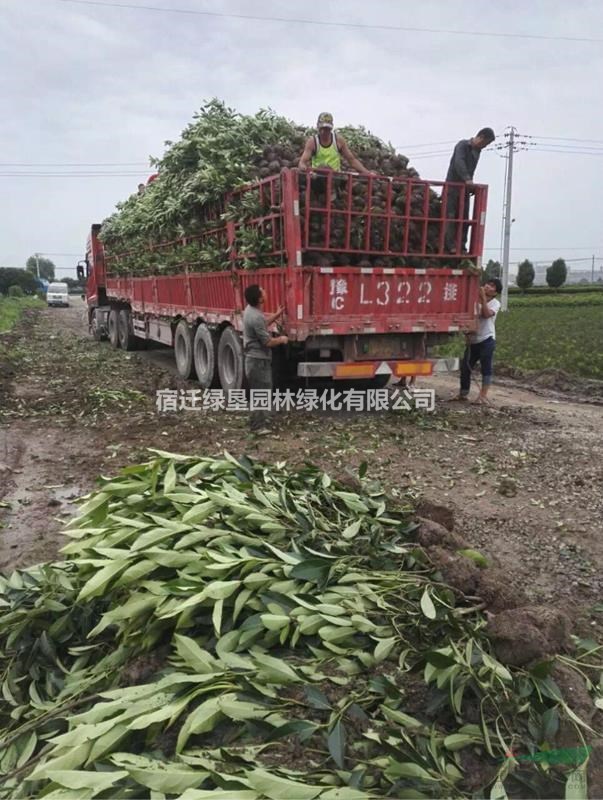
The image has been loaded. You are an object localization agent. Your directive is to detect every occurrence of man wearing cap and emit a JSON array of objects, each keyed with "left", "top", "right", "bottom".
[{"left": 299, "top": 113, "right": 371, "bottom": 175}]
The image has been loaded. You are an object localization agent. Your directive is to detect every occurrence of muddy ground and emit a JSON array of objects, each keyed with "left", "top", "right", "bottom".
[{"left": 0, "top": 300, "right": 602, "bottom": 635}]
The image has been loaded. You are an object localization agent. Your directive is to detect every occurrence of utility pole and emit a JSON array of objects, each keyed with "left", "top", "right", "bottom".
[
  {"left": 501, "top": 128, "right": 515, "bottom": 311},
  {"left": 34, "top": 252, "right": 40, "bottom": 279}
]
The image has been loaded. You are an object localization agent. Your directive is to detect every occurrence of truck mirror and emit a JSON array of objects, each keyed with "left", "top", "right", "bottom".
[{"left": 76, "top": 264, "right": 85, "bottom": 281}]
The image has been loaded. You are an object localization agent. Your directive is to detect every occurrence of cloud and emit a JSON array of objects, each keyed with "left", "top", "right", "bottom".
[{"left": 1, "top": 0, "right": 602, "bottom": 273}]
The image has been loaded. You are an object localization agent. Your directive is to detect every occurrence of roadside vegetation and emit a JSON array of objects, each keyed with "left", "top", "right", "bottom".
[
  {"left": 437, "top": 290, "right": 603, "bottom": 380},
  {"left": 0, "top": 295, "right": 43, "bottom": 335}
]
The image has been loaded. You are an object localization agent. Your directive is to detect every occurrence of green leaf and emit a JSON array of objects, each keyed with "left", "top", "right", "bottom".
[
  {"left": 261, "top": 613, "right": 291, "bottom": 631},
  {"left": 163, "top": 462, "right": 177, "bottom": 493},
  {"left": 481, "top": 652, "right": 512, "bottom": 682},
  {"left": 425, "top": 650, "right": 455, "bottom": 668},
  {"left": 246, "top": 768, "right": 323, "bottom": 800},
  {"left": 110, "top": 754, "right": 209, "bottom": 793},
  {"left": 385, "top": 761, "right": 435, "bottom": 782},
  {"left": 358, "top": 462, "right": 368, "bottom": 479},
  {"left": 374, "top": 637, "right": 396, "bottom": 663},
  {"left": 34, "top": 770, "right": 129, "bottom": 792},
  {"left": 76, "top": 559, "right": 128, "bottom": 601},
  {"left": 529, "top": 660, "right": 554, "bottom": 679},
  {"left": 268, "top": 720, "right": 319, "bottom": 742},
  {"left": 213, "top": 597, "right": 224, "bottom": 636},
  {"left": 174, "top": 634, "right": 220, "bottom": 673},
  {"left": 180, "top": 792, "right": 258, "bottom": 800},
  {"left": 541, "top": 707, "right": 559, "bottom": 740},
  {"left": 176, "top": 697, "right": 223, "bottom": 752},
  {"left": 420, "top": 588, "right": 436, "bottom": 620},
  {"left": 457, "top": 548, "right": 489, "bottom": 568},
  {"left": 443, "top": 733, "right": 478, "bottom": 751},
  {"left": 341, "top": 520, "right": 362, "bottom": 540},
  {"left": 290, "top": 559, "right": 331, "bottom": 584},
  {"left": 15, "top": 731, "right": 37, "bottom": 768},
  {"left": 218, "top": 694, "right": 269, "bottom": 721},
  {"left": 381, "top": 705, "right": 424, "bottom": 729},
  {"left": 305, "top": 685, "right": 332, "bottom": 710},
  {"left": 328, "top": 719, "right": 346, "bottom": 768},
  {"left": 321, "top": 789, "right": 372, "bottom": 799},
  {"left": 254, "top": 653, "right": 300, "bottom": 683},
  {"left": 490, "top": 778, "right": 509, "bottom": 800}
]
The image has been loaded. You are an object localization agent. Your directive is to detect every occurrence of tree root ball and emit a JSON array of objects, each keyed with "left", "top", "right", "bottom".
[
  {"left": 428, "top": 546, "right": 481, "bottom": 595},
  {"left": 486, "top": 606, "right": 572, "bottom": 666}
]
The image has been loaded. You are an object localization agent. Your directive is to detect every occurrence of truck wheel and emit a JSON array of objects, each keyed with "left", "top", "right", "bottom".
[
  {"left": 108, "top": 309, "right": 120, "bottom": 349},
  {"left": 217, "top": 326, "right": 246, "bottom": 392},
  {"left": 174, "top": 320, "right": 196, "bottom": 379},
  {"left": 118, "top": 309, "right": 137, "bottom": 351},
  {"left": 193, "top": 324, "right": 219, "bottom": 389}
]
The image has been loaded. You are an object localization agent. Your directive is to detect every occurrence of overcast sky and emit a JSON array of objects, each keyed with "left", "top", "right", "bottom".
[{"left": 2, "top": 0, "right": 602, "bottom": 279}]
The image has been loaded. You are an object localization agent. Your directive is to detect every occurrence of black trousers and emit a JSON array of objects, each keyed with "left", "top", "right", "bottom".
[{"left": 444, "top": 187, "right": 471, "bottom": 253}]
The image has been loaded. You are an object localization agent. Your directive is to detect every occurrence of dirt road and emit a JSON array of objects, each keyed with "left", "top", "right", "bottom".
[{"left": 1, "top": 301, "right": 601, "bottom": 630}]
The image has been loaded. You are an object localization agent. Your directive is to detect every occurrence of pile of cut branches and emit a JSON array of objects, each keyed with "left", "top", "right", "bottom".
[
  {"left": 100, "top": 101, "right": 447, "bottom": 275},
  {"left": 0, "top": 452, "right": 600, "bottom": 799}
]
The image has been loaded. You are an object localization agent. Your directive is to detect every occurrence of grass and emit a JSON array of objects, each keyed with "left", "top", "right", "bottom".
[
  {"left": 0, "top": 296, "right": 43, "bottom": 334},
  {"left": 434, "top": 291, "right": 603, "bottom": 380}
]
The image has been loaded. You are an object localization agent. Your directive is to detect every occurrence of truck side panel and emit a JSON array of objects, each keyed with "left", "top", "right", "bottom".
[{"left": 105, "top": 266, "right": 477, "bottom": 339}]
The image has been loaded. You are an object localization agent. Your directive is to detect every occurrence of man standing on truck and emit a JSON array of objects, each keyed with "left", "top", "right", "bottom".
[
  {"left": 453, "top": 278, "right": 502, "bottom": 405},
  {"left": 299, "top": 113, "right": 372, "bottom": 175},
  {"left": 243, "top": 285, "right": 288, "bottom": 434},
  {"left": 444, "top": 127, "right": 495, "bottom": 253}
]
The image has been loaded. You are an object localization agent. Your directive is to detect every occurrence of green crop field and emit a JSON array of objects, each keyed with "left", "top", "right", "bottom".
[{"left": 436, "top": 291, "right": 603, "bottom": 380}]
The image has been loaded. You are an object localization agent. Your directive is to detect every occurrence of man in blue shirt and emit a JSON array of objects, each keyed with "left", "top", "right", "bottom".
[{"left": 444, "top": 127, "right": 495, "bottom": 253}]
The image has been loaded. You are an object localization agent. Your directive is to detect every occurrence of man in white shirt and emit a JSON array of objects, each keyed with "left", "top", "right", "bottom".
[{"left": 454, "top": 278, "right": 502, "bottom": 405}]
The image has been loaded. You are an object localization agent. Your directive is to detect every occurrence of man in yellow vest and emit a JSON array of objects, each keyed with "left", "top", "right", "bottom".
[{"left": 299, "top": 112, "right": 371, "bottom": 174}]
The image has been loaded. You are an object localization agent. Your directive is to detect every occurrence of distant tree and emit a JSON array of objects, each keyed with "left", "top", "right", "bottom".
[
  {"left": 546, "top": 258, "right": 567, "bottom": 289},
  {"left": 26, "top": 255, "right": 55, "bottom": 281},
  {"left": 516, "top": 259, "right": 535, "bottom": 291},
  {"left": 8, "top": 285, "right": 24, "bottom": 298},
  {"left": 483, "top": 259, "right": 502, "bottom": 281},
  {"left": 60, "top": 276, "right": 83, "bottom": 289},
  {"left": 0, "top": 267, "right": 38, "bottom": 295}
]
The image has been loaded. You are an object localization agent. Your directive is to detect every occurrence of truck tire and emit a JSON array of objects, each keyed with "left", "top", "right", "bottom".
[
  {"left": 118, "top": 309, "right": 137, "bottom": 351},
  {"left": 108, "top": 308, "right": 120, "bottom": 349},
  {"left": 193, "top": 324, "right": 219, "bottom": 389},
  {"left": 174, "top": 320, "right": 196, "bottom": 379},
  {"left": 217, "top": 326, "right": 246, "bottom": 392}
]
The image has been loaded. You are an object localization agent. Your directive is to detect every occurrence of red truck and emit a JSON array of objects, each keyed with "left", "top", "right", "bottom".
[{"left": 79, "top": 169, "right": 487, "bottom": 390}]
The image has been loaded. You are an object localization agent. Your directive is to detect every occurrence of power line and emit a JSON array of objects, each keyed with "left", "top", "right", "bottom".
[
  {"left": 526, "top": 135, "right": 603, "bottom": 144},
  {"left": 55, "top": 0, "right": 603, "bottom": 43},
  {"left": 529, "top": 141, "right": 603, "bottom": 150},
  {"left": 395, "top": 140, "right": 456, "bottom": 150},
  {"left": 528, "top": 148, "right": 603, "bottom": 156}
]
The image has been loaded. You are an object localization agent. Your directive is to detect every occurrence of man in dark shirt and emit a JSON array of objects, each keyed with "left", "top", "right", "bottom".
[
  {"left": 444, "top": 127, "right": 495, "bottom": 254},
  {"left": 243, "top": 284, "right": 287, "bottom": 433}
]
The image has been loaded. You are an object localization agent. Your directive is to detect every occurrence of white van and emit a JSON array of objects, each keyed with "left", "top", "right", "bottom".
[{"left": 47, "top": 282, "right": 70, "bottom": 307}]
